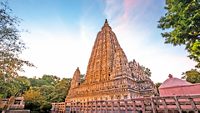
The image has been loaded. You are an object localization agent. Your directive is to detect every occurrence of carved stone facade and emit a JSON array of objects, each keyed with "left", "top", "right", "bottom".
[{"left": 66, "top": 20, "right": 157, "bottom": 103}]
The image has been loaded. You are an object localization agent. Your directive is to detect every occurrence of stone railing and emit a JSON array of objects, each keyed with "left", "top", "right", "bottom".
[
  {"left": 51, "top": 102, "right": 66, "bottom": 113},
  {"left": 0, "top": 97, "right": 24, "bottom": 109},
  {"left": 67, "top": 95, "right": 200, "bottom": 113}
]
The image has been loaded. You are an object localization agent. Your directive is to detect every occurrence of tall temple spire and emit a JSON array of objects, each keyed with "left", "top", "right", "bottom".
[
  {"left": 70, "top": 67, "right": 81, "bottom": 88},
  {"left": 66, "top": 20, "right": 157, "bottom": 102},
  {"left": 85, "top": 19, "right": 131, "bottom": 84},
  {"left": 102, "top": 19, "right": 111, "bottom": 30},
  {"left": 105, "top": 19, "right": 108, "bottom": 23},
  {"left": 104, "top": 19, "right": 108, "bottom": 25}
]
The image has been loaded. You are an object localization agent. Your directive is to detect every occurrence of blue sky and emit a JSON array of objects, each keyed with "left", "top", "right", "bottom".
[{"left": 5, "top": 0, "right": 196, "bottom": 82}]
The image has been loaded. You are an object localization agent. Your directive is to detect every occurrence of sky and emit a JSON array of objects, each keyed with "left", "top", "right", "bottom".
[{"left": 5, "top": 0, "right": 196, "bottom": 82}]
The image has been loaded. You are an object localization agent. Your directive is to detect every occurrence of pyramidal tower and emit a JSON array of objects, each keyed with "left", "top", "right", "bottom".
[
  {"left": 66, "top": 20, "right": 156, "bottom": 102},
  {"left": 85, "top": 19, "right": 131, "bottom": 83}
]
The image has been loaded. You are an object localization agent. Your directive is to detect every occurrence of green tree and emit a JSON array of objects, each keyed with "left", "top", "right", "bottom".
[
  {"left": 39, "top": 85, "right": 55, "bottom": 101},
  {"left": 23, "top": 76, "right": 71, "bottom": 111},
  {"left": 41, "top": 74, "right": 60, "bottom": 85},
  {"left": 155, "top": 82, "right": 162, "bottom": 88},
  {"left": 40, "top": 101, "right": 52, "bottom": 113},
  {"left": 15, "top": 76, "right": 30, "bottom": 96},
  {"left": 182, "top": 69, "right": 200, "bottom": 83},
  {"left": 29, "top": 75, "right": 60, "bottom": 87},
  {"left": 23, "top": 88, "right": 45, "bottom": 112},
  {"left": 0, "top": 77, "right": 8, "bottom": 98},
  {"left": 0, "top": 75, "right": 30, "bottom": 98},
  {"left": 24, "top": 101, "right": 41, "bottom": 112},
  {"left": 158, "top": 0, "right": 200, "bottom": 67},
  {"left": 50, "top": 78, "right": 71, "bottom": 102},
  {"left": 0, "top": 1, "right": 33, "bottom": 78},
  {"left": 23, "top": 88, "right": 45, "bottom": 103},
  {"left": 155, "top": 82, "right": 162, "bottom": 95}
]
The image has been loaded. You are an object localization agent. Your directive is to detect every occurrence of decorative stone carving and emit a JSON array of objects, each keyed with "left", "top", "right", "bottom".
[{"left": 66, "top": 20, "right": 157, "bottom": 103}]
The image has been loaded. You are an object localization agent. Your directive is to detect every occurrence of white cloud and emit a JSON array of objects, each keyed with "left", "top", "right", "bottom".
[{"left": 103, "top": 0, "right": 196, "bottom": 82}]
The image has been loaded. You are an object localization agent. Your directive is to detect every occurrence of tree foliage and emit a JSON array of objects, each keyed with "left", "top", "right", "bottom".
[
  {"left": 0, "top": 1, "right": 33, "bottom": 78},
  {"left": 155, "top": 82, "right": 162, "bottom": 95},
  {"left": 0, "top": 74, "right": 72, "bottom": 112},
  {"left": 23, "top": 88, "right": 47, "bottom": 112},
  {"left": 158, "top": 0, "right": 200, "bottom": 67},
  {"left": 24, "top": 75, "right": 72, "bottom": 103},
  {"left": 23, "top": 89, "right": 44, "bottom": 104},
  {"left": 182, "top": 69, "right": 200, "bottom": 83},
  {"left": 50, "top": 78, "right": 71, "bottom": 102},
  {"left": 23, "top": 75, "right": 71, "bottom": 112},
  {"left": 0, "top": 76, "right": 30, "bottom": 98}
]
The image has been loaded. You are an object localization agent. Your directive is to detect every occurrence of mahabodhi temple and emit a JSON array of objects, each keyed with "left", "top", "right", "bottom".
[
  {"left": 49, "top": 20, "right": 200, "bottom": 113},
  {"left": 65, "top": 19, "right": 157, "bottom": 103}
]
